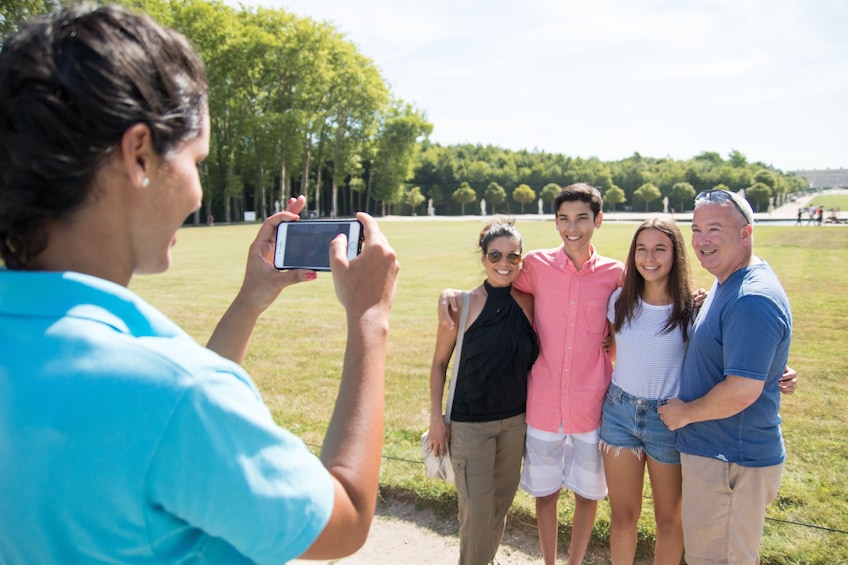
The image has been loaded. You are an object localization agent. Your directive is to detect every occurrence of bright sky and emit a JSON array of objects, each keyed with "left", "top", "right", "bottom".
[{"left": 257, "top": 0, "right": 847, "bottom": 172}]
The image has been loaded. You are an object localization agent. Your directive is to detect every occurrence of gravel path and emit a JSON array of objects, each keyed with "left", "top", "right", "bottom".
[{"left": 289, "top": 497, "right": 634, "bottom": 564}]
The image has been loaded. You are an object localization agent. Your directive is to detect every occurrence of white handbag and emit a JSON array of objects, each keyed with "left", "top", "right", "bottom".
[{"left": 421, "top": 291, "right": 470, "bottom": 482}]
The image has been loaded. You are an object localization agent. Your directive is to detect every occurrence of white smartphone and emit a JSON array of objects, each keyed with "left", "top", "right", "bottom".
[{"left": 273, "top": 219, "right": 363, "bottom": 271}]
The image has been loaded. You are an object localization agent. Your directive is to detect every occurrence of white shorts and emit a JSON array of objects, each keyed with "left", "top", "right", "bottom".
[{"left": 520, "top": 425, "right": 607, "bottom": 500}]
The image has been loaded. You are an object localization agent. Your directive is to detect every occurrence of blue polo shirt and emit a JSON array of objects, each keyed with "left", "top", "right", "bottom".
[
  {"left": 675, "top": 261, "right": 792, "bottom": 467},
  {"left": 0, "top": 270, "right": 333, "bottom": 563}
]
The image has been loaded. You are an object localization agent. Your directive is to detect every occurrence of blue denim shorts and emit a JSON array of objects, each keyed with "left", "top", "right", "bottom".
[{"left": 599, "top": 383, "right": 680, "bottom": 465}]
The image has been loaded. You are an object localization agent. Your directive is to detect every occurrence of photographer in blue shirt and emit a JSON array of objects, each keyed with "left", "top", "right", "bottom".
[{"left": 0, "top": 5, "right": 398, "bottom": 563}]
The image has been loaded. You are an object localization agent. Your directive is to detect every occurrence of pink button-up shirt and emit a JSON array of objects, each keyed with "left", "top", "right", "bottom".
[{"left": 513, "top": 245, "right": 623, "bottom": 434}]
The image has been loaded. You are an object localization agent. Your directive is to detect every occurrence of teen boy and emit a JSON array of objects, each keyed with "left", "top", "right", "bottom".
[{"left": 441, "top": 183, "right": 622, "bottom": 564}]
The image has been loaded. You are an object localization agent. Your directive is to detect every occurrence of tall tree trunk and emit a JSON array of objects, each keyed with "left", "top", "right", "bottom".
[
  {"left": 331, "top": 116, "right": 346, "bottom": 218},
  {"left": 365, "top": 167, "right": 373, "bottom": 216},
  {"left": 256, "top": 161, "right": 266, "bottom": 219},
  {"left": 279, "top": 146, "right": 288, "bottom": 203},
  {"left": 301, "top": 138, "right": 311, "bottom": 212},
  {"left": 225, "top": 162, "right": 234, "bottom": 223},
  {"left": 314, "top": 129, "right": 326, "bottom": 217}
]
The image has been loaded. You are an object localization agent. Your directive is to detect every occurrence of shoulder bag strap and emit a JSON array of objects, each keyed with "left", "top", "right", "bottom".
[{"left": 444, "top": 291, "right": 470, "bottom": 425}]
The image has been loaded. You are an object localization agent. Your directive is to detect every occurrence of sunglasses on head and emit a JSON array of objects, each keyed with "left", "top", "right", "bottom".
[
  {"left": 486, "top": 250, "right": 522, "bottom": 265},
  {"left": 695, "top": 190, "right": 752, "bottom": 225}
]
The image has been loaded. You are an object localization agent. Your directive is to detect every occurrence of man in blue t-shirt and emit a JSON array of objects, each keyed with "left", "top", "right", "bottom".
[{"left": 659, "top": 189, "right": 792, "bottom": 565}]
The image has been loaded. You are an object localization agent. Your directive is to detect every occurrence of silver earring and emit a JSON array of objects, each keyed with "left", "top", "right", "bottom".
[{"left": 141, "top": 177, "right": 150, "bottom": 187}]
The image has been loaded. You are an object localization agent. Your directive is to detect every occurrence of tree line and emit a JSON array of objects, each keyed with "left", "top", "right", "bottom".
[
  {"left": 408, "top": 145, "right": 809, "bottom": 217},
  {"left": 2, "top": 0, "right": 809, "bottom": 222}
]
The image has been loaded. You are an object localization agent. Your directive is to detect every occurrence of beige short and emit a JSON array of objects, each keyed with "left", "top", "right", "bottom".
[{"left": 680, "top": 453, "right": 783, "bottom": 565}]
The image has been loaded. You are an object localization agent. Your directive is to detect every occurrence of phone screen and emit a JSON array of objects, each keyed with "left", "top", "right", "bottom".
[{"left": 274, "top": 220, "right": 362, "bottom": 271}]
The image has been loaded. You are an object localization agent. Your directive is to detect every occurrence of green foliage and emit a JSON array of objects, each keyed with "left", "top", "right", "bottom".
[
  {"left": 0, "top": 0, "right": 67, "bottom": 45},
  {"left": 371, "top": 102, "right": 433, "bottom": 213},
  {"left": 603, "top": 185, "right": 626, "bottom": 212},
  {"left": 633, "top": 182, "right": 661, "bottom": 212},
  {"left": 754, "top": 169, "right": 779, "bottom": 189},
  {"left": 540, "top": 183, "right": 561, "bottom": 213},
  {"left": 131, "top": 221, "right": 848, "bottom": 564},
  {"left": 729, "top": 149, "right": 748, "bottom": 168},
  {"left": 116, "top": 0, "right": 400, "bottom": 220},
  {"left": 451, "top": 181, "right": 477, "bottom": 214},
  {"left": 483, "top": 182, "right": 507, "bottom": 214},
  {"left": 409, "top": 146, "right": 808, "bottom": 218},
  {"left": 512, "top": 183, "right": 536, "bottom": 213},
  {"left": 669, "top": 181, "right": 695, "bottom": 211},
  {"left": 747, "top": 182, "right": 772, "bottom": 212},
  {"left": 404, "top": 186, "right": 425, "bottom": 215}
]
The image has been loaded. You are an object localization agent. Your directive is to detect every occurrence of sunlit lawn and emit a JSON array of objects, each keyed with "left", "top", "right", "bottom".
[{"left": 130, "top": 217, "right": 848, "bottom": 564}]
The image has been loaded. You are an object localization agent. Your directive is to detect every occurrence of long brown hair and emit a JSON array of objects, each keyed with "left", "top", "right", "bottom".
[{"left": 614, "top": 216, "right": 694, "bottom": 340}]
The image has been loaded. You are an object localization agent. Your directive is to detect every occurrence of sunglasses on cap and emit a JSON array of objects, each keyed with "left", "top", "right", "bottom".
[
  {"left": 694, "top": 190, "right": 752, "bottom": 225},
  {"left": 485, "top": 250, "right": 522, "bottom": 265}
]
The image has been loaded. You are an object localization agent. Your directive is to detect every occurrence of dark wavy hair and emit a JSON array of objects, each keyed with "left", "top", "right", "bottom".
[
  {"left": 554, "top": 183, "right": 603, "bottom": 219},
  {"left": 0, "top": 4, "right": 208, "bottom": 269},
  {"left": 614, "top": 216, "right": 694, "bottom": 340},
  {"left": 478, "top": 215, "right": 523, "bottom": 254}
]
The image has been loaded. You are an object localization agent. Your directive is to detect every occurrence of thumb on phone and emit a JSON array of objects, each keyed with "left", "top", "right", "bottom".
[
  {"left": 330, "top": 213, "right": 399, "bottom": 317},
  {"left": 329, "top": 232, "right": 350, "bottom": 269}
]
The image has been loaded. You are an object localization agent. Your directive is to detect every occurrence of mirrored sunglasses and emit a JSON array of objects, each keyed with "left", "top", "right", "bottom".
[
  {"left": 694, "top": 190, "right": 752, "bottom": 225},
  {"left": 486, "top": 250, "right": 522, "bottom": 265}
]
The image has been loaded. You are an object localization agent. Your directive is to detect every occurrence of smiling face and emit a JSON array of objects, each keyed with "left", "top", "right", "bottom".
[
  {"left": 634, "top": 228, "right": 674, "bottom": 288},
  {"left": 482, "top": 235, "right": 523, "bottom": 287},
  {"left": 133, "top": 109, "right": 210, "bottom": 275},
  {"left": 691, "top": 201, "right": 753, "bottom": 283},
  {"left": 555, "top": 199, "right": 602, "bottom": 265}
]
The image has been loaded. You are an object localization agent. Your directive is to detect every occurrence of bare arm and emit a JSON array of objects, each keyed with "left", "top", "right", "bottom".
[
  {"left": 427, "top": 307, "right": 460, "bottom": 458},
  {"left": 206, "top": 196, "right": 315, "bottom": 364},
  {"left": 298, "top": 212, "right": 399, "bottom": 559},
  {"left": 437, "top": 289, "right": 463, "bottom": 330},
  {"left": 606, "top": 321, "right": 616, "bottom": 363},
  {"left": 659, "top": 375, "right": 764, "bottom": 431}
]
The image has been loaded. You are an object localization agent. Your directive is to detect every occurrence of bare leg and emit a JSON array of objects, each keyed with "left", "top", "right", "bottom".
[
  {"left": 536, "top": 491, "right": 561, "bottom": 565},
  {"left": 603, "top": 448, "right": 646, "bottom": 564},
  {"left": 567, "top": 493, "right": 598, "bottom": 564},
  {"left": 646, "top": 457, "right": 683, "bottom": 565}
]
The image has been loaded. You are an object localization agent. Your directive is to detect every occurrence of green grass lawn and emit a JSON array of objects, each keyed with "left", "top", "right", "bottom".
[
  {"left": 130, "top": 218, "right": 848, "bottom": 564},
  {"left": 808, "top": 193, "right": 848, "bottom": 211}
]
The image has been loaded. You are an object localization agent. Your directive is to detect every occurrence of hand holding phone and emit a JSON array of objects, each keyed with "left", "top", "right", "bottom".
[{"left": 274, "top": 219, "right": 363, "bottom": 271}]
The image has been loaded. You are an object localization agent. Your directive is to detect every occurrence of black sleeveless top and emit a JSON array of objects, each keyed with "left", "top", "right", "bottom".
[{"left": 450, "top": 281, "right": 539, "bottom": 422}]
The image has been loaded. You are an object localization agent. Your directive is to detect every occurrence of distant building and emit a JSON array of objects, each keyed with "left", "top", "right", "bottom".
[{"left": 793, "top": 168, "right": 848, "bottom": 189}]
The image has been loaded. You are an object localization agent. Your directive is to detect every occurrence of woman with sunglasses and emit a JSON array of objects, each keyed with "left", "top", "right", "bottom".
[{"left": 427, "top": 216, "right": 539, "bottom": 565}]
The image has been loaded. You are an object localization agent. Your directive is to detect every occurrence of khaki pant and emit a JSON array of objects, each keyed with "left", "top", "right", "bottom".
[
  {"left": 681, "top": 453, "right": 783, "bottom": 565},
  {"left": 450, "top": 413, "right": 526, "bottom": 565}
]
